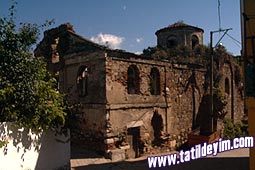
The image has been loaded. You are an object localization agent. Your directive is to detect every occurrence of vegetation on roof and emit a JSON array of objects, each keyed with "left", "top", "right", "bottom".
[
  {"left": 168, "top": 20, "right": 187, "bottom": 28},
  {"left": 142, "top": 44, "right": 211, "bottom": 65}
]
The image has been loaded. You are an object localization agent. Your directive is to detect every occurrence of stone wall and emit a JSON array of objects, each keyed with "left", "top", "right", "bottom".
[
  {"left": 104, "top": 56, "right": 168, "bottom": 155},
  {"left": 105, "top": 56, "right": 166, "bottom": 105},
  {"left": 104, "top": 53, "right": 244, "bottom": 154},
  {"left": 167, "top": 66, "right": 206, "bottom": 132},
  {"left": 64, "top": 51, "right": 106, "bottom": 103},
  {"left": 218, "top": 60, "right": 244, "bottom": 123},
  {"left": 63, "top": 52, "right": 108, "bottom": 152},
  {"left": 104, "top": 55, "right": 208, "bottom": 152},
  {"left": 163, "top": 65, "right": 207, "bottom": 148}
]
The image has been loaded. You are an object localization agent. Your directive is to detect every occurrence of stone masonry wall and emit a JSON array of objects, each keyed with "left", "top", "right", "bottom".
[
  {"left": 64, "top": 52, "right": 108, "bottom": 152},
  {"left": 105, "top": 56, "right": 207, "bottom": 151},
  {"left": 166, "top": 66, "right": 206, "bottom": 147},
  {"left": 64, "top": 51, "right": 106, "bottom": 103},
  {"left": 105, "top": 56, "right": 166, "bottom": 105},
  {"left": 105, "top": 56, "right": 168, "bottom": 153},
  {"left": 218, "top": 61, "right": 244, "bottom": 123},
  {"left": 157, "top": 28, "right": 203, "bottom": 49}
]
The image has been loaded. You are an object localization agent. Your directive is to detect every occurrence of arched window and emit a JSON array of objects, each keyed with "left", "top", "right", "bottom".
[
  {"left": 191, "top": 35, "right": 199, "bottom": 49},
  {"left": 150, "top": 67, "right": 160, "bottom": 95},
  {"left": 127, "top": 65, "right": 140, "bottom": 94},
  {"left": 225, "top": 78, "right": 230, "bottom": 95},
  {"left": 167, "top": 35, "right": 178, "bottom": 48},
  {"left": 77, "top": 65, "right": 88, "bottom": 97},
  {"left": 151, "top": 110, "right": 163, "bottom": 145}
]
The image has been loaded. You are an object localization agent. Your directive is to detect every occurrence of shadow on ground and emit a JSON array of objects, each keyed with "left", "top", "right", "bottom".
[
  {"left": 72, "top": 157, "right": 248, "bottom": 170},
  {"left": 71, "top": 146, "right": 104, "bottom": 159}
]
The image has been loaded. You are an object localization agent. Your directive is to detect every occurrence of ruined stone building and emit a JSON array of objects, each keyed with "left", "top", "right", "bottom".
[{"left": 35, "top": 22, "right": 244, "bottom": 159}]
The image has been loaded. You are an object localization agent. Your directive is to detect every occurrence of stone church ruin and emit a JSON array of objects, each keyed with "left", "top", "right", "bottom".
[{"left": 35, "top": 22, "right": 244, "bottom": 160}]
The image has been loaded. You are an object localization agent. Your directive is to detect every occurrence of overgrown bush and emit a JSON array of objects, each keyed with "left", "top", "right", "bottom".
[{"left": 223, "top": 118, "right": 248, "bottom": 140}]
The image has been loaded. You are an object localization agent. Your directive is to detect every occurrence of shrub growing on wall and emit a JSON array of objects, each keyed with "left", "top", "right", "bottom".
[{"left": 223, "top": 118, "right": 248, "bottom": 140}]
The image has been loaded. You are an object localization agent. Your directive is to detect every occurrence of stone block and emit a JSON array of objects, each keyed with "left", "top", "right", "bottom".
[
  {"left": 168, "top": 140, "right": 176, "bottom": 148},
  {"left": 114, "top": 137, "right": 120, "bottom": 142},
  {"left": 119, "top": 145, "right": 130, "bottom": 150},
  {"left": 104, "top": 138, "right": 114, "bottom": 144},
  {"left": 109, "top": 149, "right": 126, "bottom": 161},
  {"left": 104, "top": 132, "right": 116, "bottom": 138},
  {"left": 105, "top": 143, "right": 115, "bottom": 150}
]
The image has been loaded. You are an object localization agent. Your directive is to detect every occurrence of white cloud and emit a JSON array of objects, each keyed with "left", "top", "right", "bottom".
[
  {"left": 91, "top": 33, "right": 125, "bottom": 49},
  {"left": 135, "top": 51, "right": 142, "bottom": 55},
  {"left": 123, "top": 5, "right": 127, "bottom": 10},
  {"left": 136, "top": 37, "right": 143, "bottom": 43}
]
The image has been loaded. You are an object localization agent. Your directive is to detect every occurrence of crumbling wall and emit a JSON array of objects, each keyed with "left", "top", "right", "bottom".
[
  {"left": 234, "top": 88, "right": 245, "bottom": 122},
  {"left": 64, "top": 52, "right": 106, "bottom": 103},
  {"left": 105, "top": 56, "right": 168, "bottom": 153},
  {"left": 105, "top": 56, "right": 207, "bottom": 151},
  {"left": 220, "top": 62, "right": 233, "bottom": 120},
  {"left": 105, "top": 56, "right": 166, "bottom": 105},
  {"left": 218, "top": 60, "right": 244, "bottom": 123},
  {"left": 72, "top": 105, "right": 107, "bottom": 152},
  {"left": 63, "top": 52, "right": 107, "bottom": 152},
  {"left": 166, "top": 65, "right": 206, "bottom": 147}
]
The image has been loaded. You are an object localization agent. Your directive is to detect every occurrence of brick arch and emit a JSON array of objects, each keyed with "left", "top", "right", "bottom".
[
  {"left": 150, "top": 67, "right": 161, "bottom": 95},
  {"left": 225, "top": 77, "right": 230, "bottom": 95},
  {"left": 191, "top": 34, "right": 199, "bottom": 49},
  {"left": 77, "top": 65, "right": 88, "bottom": 97},
  {"left": 167, "top": 35, "right": 178, "bottom": 48},
  {"left": 127, "top": 65, "right": 140, "bottom": 94}
]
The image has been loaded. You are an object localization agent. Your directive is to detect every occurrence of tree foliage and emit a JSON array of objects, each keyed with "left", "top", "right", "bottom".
[{"left": 0, "top": 4, "right": 66, "bottom": 132}]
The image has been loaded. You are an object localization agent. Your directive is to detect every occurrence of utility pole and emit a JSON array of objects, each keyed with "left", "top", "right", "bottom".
[{"left": 209, "top": 28, "right": 232, "bottom": 133}]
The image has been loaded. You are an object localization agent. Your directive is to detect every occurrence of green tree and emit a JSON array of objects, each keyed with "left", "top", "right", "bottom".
[{"left": 0, "top": 4, "right": 66, "bottom": 132}]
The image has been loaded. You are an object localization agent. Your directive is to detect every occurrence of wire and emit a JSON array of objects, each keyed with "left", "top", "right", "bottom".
[
  {"left": 226, "top": 33, "right": 241, "bottom": 44},
  {"left": 226, "top": 33, "right": 242, "bottom": 47}
]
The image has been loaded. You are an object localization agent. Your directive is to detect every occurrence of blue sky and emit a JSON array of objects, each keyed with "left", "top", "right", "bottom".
[{"left": 1, "top": 0, "right": 242, "bottom": 55}]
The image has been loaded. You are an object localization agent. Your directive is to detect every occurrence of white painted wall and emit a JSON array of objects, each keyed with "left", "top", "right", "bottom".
[{"left": 0, "top": 122, "right": 70, "bottom": 170}]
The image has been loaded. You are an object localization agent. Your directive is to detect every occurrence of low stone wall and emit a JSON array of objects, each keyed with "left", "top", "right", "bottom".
[{"left": 0, "top": 122, "right": 70, "bottom": 170}]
